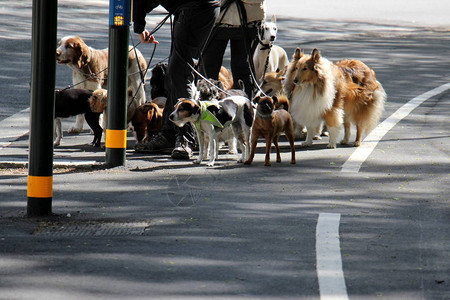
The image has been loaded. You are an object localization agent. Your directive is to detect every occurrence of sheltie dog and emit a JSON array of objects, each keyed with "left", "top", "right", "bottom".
[{"left": 285, "top": 47, "right": 386, "bottom": 148}]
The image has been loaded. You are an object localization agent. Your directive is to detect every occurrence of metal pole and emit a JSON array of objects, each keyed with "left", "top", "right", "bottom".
[
  {"left": 105, "top": 0, "right": 130, "bottom": 167},
  {"left": 27, "top": 0, "right": 58, "bottom": 217}
]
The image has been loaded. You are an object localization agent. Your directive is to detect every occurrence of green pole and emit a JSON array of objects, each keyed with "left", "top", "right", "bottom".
[
  {"left": 27, "top": 0, "right": 57, "bottom": 217},
  {"left": 105, "top": 0, "right": 130, "bottom": 167}
]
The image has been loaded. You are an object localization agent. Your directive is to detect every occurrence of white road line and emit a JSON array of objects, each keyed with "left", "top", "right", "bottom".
[
  {"left": 341, "top": 83, "right": 450, "bottom": 173},
  {"left": 316, "top": 213, "right": 349, "bottom": 300}
]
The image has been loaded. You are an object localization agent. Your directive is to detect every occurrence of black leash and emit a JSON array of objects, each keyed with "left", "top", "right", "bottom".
[{"left": 234, "top": 0, "right": 267, "bottom": 98}]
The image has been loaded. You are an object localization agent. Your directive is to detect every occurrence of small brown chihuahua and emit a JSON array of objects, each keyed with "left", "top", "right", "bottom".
[{"left": 245, "top": 95, "right": 296, "bottom": 166}]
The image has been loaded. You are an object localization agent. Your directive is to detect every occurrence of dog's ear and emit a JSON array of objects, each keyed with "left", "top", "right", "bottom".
[
  {"left": 97, "top": 89, "right": 107, "bottom": 104},
  {"left": 191, "top": 102, "right": 200, "bottom": 115},
  {"left": 253, "top": 96, "right": 261, "bottom": 104},
  {"left": 271, "top": 15, "right": 277, "bottom": 23},
  {"left": 147, "top": 107, "right": 155, "bottom": 122},
  {"left": 276, "top": 68, "right": 285, "bottom": 77},
  {"left": 75, "top": 40, "right": 89, "bottom": 69},
  {"left": 139, "top": 104, "right": 152, "bottom": 114},
  {"left": 294, "top": 48, "right": 303, "bottom": 60},
  {"left": 272, "top": 96, "right": 278, "bottom": 104},
  {"left": 312, "top": 48, "right": 321, "bottom": 63}
]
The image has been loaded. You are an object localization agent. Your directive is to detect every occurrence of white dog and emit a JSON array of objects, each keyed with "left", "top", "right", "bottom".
[
  {"left": 253, "top": 15, "right": 289, "bottom": 85},
  {"left": 169, "top": 96, "right": 253, "bottom": 166}
]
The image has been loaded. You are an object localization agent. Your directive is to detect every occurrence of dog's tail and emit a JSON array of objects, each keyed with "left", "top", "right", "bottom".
[
  {"left": 274, "top": 92, "right": 290, "bottom": 111},
  {"left": 244, "top": 102, "right": 254, "bottom": 128},
  {"left": 364, "top": 81, "right": 387, "bottom": 135}
]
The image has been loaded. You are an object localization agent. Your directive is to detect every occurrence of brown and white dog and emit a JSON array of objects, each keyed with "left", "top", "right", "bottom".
[
  {"left": 56, "top": 35, "right": 147, "bottom": 133},
  {"left": 253, "top": 15, "right": 289, "bottom": 85},
  {"left": 169, "top": 96, "right": 253, "bottom": 166},
  {"left": 285, "top": 47, "right": 386, "bottom": 148},
  {"left": 245, "top": 95, "right": 295, "bottom": 166},
  {"left": 260, "top": 69, "right": 285, "bottom": 96},
  {"left": 260, "top": 70, "right": 324, "bottom": 140},
  {"left": 131, "top": 102, "right": 165, "bottom": 143},
  {"left": 196, "top": 78, "right": 248, "bottom": 155}
]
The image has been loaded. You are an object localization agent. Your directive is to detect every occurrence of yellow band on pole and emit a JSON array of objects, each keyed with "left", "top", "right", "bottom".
[
  {"left": 27, "top": 175, "right": 53, "bottom": 198},
  {"left": 106, "top": 129, "right": 127, "bottom": 148}
]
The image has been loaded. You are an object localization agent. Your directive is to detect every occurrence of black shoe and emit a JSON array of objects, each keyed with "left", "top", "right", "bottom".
[
  {"left": 134, "top": 132, "right": 174, "bottom": 154},
  {"left": 171, "top": 135, "right": 193, "bottom": 159}
]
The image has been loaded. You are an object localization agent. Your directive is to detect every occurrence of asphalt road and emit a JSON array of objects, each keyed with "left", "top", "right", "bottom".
[{"left": 0, "top": 1, "right": 449, "bottom": 299}]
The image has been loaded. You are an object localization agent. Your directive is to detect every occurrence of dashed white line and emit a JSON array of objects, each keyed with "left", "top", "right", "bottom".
[
  {"left": 316, "top": 213, "right": 349, "bottom": 300},
  {"left": 341, "top": 83, "right": 450, "bottom": 173}
]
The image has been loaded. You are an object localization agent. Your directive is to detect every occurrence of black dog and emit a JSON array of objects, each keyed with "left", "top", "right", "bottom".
[
  {"left": 150, "top": 63, "right": 168, "bottom": 99},
  {"left": 54, "top": 89, "right": 102, "bottom": 147}
]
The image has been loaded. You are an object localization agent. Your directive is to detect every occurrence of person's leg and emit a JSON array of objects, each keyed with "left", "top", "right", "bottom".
[
  {"left": 229, "top": 27, "right": 258, "bottom": 97},
  {"left": 135, "top": 5, "right": 218, "bottom": 155},
  {"left": 168, "top": 5, "right": 219, "bottom": 158},
  {"left": 201, "top": 26, "right": 229, "bottom": 80}
]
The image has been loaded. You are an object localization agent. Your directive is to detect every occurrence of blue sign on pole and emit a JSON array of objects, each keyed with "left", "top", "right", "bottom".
[{"left": 109, "top": 0, "right": 130, "bottom": 26}]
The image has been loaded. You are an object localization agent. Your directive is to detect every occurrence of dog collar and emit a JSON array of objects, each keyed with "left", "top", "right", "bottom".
[
  {"left": 258, "top": 40, "right": 272, "bottom": 51},
  {"left": 256, "top": 110, "right": 273, "bottom": 119},
  {"left": 195, "top": 101, "right": 224, "bottom": 132}
]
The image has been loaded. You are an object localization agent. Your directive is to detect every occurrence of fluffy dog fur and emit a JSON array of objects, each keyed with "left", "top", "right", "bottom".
[
  {"left": 218, "top": 66, "right": 234, "bottom": 91},
  {"left": 88, "top": 88, "right": 108, "bottom": 118},
  {"left": 285, "top": 47, "right": 386, "bottom": 148},
  {"left": 56, "top": 35, "right": 147, "bottom": 133},
  {"left": 245, "top": 95, "right": 295, "bottom": 166},
  {"left": 253, "top": 15, "right": 289, "bottom": 84},
  {"left": 260, "top": 69, "right": 285, "bottom": 96},
  {"left": 169, "top": 96, "right": 253, "bottom": 166},
  {"left": 196, "top": 78, "right": 225, "bottom": 101},
  {"left": 54, "top": 88, "right": 102, "bottom": 147}
]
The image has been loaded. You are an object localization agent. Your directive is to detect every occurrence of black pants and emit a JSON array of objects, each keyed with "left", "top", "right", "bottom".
[
  {"left": 162, "top": 4, "right": 219, "bottom": 144},
  {"left": 201, "top": 26, "right": 258, "bottom": 98}
]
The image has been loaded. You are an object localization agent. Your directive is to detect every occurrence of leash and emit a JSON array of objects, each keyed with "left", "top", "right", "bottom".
[
  {"left": 256, "top": 25, "right": 273, "bottom": 85},
  {"left": 186, "top": 62, "right": 232, "bottom": 98},
  {"left": 60, "top": 14, "right": 170, "bottom": 96}
]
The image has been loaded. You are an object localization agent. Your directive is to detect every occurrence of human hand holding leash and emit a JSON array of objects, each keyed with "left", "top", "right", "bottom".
[{"left": 139, "top": 29, "right": 159, "bottom": 44}]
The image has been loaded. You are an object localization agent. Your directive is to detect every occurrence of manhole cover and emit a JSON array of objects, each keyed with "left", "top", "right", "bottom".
[{"left": 34, "top": 221, "right": 150, "bottom": 237}]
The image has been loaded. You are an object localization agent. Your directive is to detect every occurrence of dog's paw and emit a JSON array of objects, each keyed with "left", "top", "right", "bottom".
[
  {"left": 301, "top": 141, "right": 312, "bottom": 147},
  {"left": 264, "top": 162, "right": 271, "bottom": 166},
  {"left": 340, "top": 139, "right": 350, "bottom": 145},
  {"left": 327, "top": 143, "right": 337, "bottom": 149},
  {"left": 193, "top": 159, "right": 202, "bottom": 164},
  {"left": 67, "top": 127, "right": 82, "bottom": 134},
  {"left": 354, "top": 141, "right": 361, "bottom": 147},
  {"left": 244, "top": 160, "right": 252, "bottom": 165},
  {"left": 291, "top": 160, "right": 296, "bottom": 164},
  {"left": 313, "top": 135, "right": 322, "bottom": 141},
  {"left": 206, "top": 162, "right": 215, "bottom": 167}
]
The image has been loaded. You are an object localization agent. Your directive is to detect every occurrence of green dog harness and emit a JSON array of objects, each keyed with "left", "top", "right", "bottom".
[{"left": 195, "top": 101, "right": 224, "bottom": 132}]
